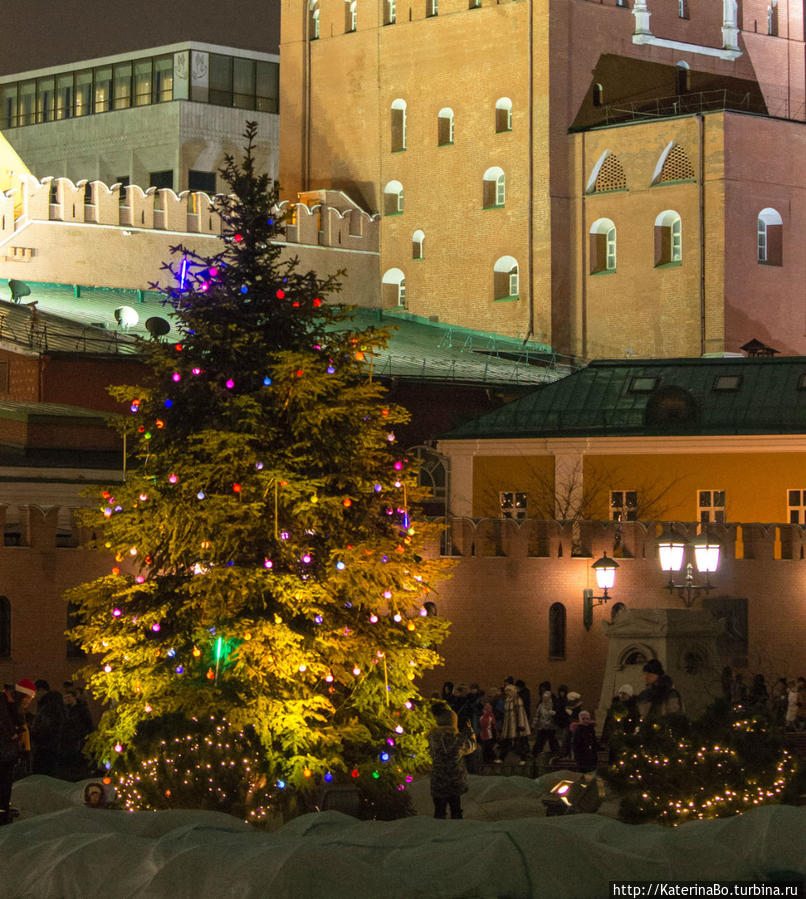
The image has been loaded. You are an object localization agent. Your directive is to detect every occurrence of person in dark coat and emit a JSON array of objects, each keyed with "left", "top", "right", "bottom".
[
  {"left": 59, "top": 689, "right": 94, "bottom": 779},
  {"left": 571, "top": 710, "right": 599, "bottom": 773},
  {"left": 30, "top": 680, "right": 65, "bottom": 776},
  {"left": 427, "top": 703, "right": 476, "bottom": 819},
  {"left": 1, "top": 679, "right": 35, "bottom": 824},
  {"left": 637, "top": 659, "right": 683, "bottom": 729}
]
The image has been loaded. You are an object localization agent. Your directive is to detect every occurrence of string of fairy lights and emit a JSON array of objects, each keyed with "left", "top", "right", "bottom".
[{"left": 612, "top": 715, "right": 797, "bottom": 825}]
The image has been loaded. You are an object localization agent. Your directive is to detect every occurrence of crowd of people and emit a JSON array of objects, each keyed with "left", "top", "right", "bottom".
[
  {"left": 720, "top": 668, "right": 806, "bottom": 731},
  {"left": 0, "top": 677, "right": 95, "bottom": 825},
  {"left": 426, "top": 664, "right": 806, "bottom": 819}
]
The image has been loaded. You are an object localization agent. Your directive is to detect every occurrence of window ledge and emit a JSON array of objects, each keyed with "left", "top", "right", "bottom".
[
  {"left": 585, "top": 187, "right": 629, "bottom": 196},
  {"left": 391, "top": 148, "right": 406, "bottom": 153},
  {"left": 483, "top": 204, "right": 505, "bottom": 211},
  {"left": 495, "top": 129, "right": 512, "bottom": 135},
  {"left": 384, "top": 211, "right": 403, "bottom": 217},
  {"left": 494, "top": 295, "right": 519, "bottom": 302},
  {"left": 652, "top": 178, "right": 696, "bottom": 187},
  {"left": 590, "top": 269, "right": 616, "bottom": 276},
  {"left": 438, "top": 141, "right": 454, "bottom": 147},
  {"left": 758, "top": 260, "right": 783, "bottom": 267},
  {"left": 654, "top": 261, "right": 682, "bottom": 269}
]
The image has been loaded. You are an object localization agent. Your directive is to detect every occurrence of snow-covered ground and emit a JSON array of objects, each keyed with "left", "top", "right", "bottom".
[{"left": 1, "top": 774, "right": 804, "bottom": 898}]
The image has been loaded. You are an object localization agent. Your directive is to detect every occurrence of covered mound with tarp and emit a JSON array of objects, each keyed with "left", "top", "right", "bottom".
[{"left": 0, "top": 775, "right": 804, "bottom": 898}]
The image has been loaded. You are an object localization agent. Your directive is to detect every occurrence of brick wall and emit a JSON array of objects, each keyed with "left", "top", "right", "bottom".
[{"left": 420, "top": 518, "right": 806, "bottom": 708}]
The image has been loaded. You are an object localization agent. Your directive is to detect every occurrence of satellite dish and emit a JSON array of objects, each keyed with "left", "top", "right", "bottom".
[
  {"left": 8, "top": 280, "right": 31, "bottom": 303},
  {"left": 114, "top": 305, "right": 139, "bottom": 328},
  {"left": 145, "top": 316, "right": 171, "bottom": 338}
]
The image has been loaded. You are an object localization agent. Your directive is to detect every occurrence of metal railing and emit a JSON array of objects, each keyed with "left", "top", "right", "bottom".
[{"left": 598, "top": 89, "right": 764, "bottom": 126}]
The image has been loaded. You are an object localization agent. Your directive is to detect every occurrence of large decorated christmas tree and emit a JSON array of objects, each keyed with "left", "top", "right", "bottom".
[{"left": 67, "top": 124, "right": 450, "bottom": 821}]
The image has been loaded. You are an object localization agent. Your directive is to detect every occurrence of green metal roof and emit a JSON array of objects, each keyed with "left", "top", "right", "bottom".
[
  {"left": 0, "top": 278, "right": 572, "bottom": 387},
  {"left": 441, "top": 356, "right": 806, "bottom": 439}
]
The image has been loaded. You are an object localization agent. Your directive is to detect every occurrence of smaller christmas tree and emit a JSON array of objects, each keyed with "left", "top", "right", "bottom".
[
  {"left": 67, "top": 124, "right": 451, "bottom": 821},
  {"left": 607, "top": 701, "right": 796, "bottom": 825}
]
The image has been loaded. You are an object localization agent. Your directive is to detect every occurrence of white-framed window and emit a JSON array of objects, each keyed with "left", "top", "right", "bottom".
[
  {"left": 698, "top": 490, "right": 726, "bottom": 523},
  {"left": 500, "top": 491, "right": 527, "bottom": 520},
  {"left": 427, "top": 0, "right": 438, "bottom": 15},
  {"left": 590, "top": 218, "right": 617, "bottom": 273},
  {"left": 383, "top": 180, "right": 404, "bottom": 215},
  {"left": 483, "top": 166, "right": 505, "bottom": 208},
  {"left": 437, "top": 107, "right": 454, "bottom": 146},
  {"left": 382, "top": 268, "right": 406, "bottom": 307},
  {"left": 412, "top": 229, "right": 425, "bottom": 260},
  {"left": 346, "top": 0, "right": 357, "bottom": 32},
  {"left": 678, "top": 0, "right": 689, "bottom": 19},
  {"left": 469, "top": 0, "right": 481, "bottom": 8},
  {"left": 310, "top": 0, "right": 320, "bottom": 39},
  {"left": 493, "top": 255, "right": 519, "bottom": 300},
  {"left": 758, "top": 207, "right": 782, "bottom": 265},
  {"left": 495, "top": 97, "right": 512, "bottom": 133},
  {"left": 787, "top": 489, "right": 806, "bottom": 523},
  {"left": 385, "top": 0, "right": 396, "bottom": 23},
  {"left": 391, "top": 99, "right": 406, "bottom": 152},
  {"left": 676, "top": 61, "right": 690, "bottom": 93},
  {"left": 610, "top": 490, "right": 638, "bottom": 521},
  {"left": 655, "top": 210, "right": 682, "bottom": 266}
]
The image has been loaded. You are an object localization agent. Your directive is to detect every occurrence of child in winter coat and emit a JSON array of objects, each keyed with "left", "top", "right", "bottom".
[
  {"left": 428, "top": 703, "right": 476, "bottom": 819},
  {"left": 478, "top": 702, "right": 498, "bottom": 764}
]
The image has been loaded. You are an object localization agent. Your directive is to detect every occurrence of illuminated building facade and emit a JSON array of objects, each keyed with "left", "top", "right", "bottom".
[{"left": 279, "top": 0, "right": 806, "bottom": 359}]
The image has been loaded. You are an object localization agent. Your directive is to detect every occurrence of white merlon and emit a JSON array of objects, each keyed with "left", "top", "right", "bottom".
[{"left": 632, "top": 0, "right": 742, "bottom": 61}]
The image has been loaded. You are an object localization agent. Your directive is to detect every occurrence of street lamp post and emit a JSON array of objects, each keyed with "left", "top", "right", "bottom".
[
  {"left": 583, "top": 552, "right": 619, "bottom": 630},
  {"left": 657, "top": 527, "right": 720, "bottom": 607}
]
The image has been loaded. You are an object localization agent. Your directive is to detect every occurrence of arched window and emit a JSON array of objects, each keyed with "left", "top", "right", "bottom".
[
  {"left": 483, "top": 166, "right": 505, "bottom": 208},
  {"left": 676, "top": 61, "right": 690, "bottom": 93},
  {"left": 391, "top": 99, "right": 406, "bottom": 152},
  {"left": 0, "top": 596, "right": 9, "bottom": 657},
  {"left": 655, "top": 210, "right": 682, "bottom": 266},
  {"left": 385, "top": 0, "right": 396, "bottom": 24},
  {"left": 345, "top": 0, "right": 357, "bottom": 32},
  {"left": 309, "top": 0, "right": 320, "bottom": 39},
  {"left": 66, "top": 600, "right": 85, "bottom": 659},
  {"left": 592, "top": 83, "right": 604, "bottom": 107},
  {"left": 412, "top": 229, "right": 425, "bottom": 259},
  {"left": 493, "top": 255, "right": 519, "bottom": 300},
  {"left": 590, "top": 218, "right": 617, "bottom": 273},
  {"left": 437, "top": 107, "right": 454, "bottom": 146},
  {"left": 758, "top": 208, "right": 783, "bottom": 265},
  {"left": 382, "top": 268, "right": 406, "bottom": 307},
  {"left": 383, "top": 180, "right": 404, "bottom": 215},
  {"left": 549, "top": 602, "right": 566, "bottom": 659},
  {"left": 495, "top": 97, "right": 512, "bottom": 133}
]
